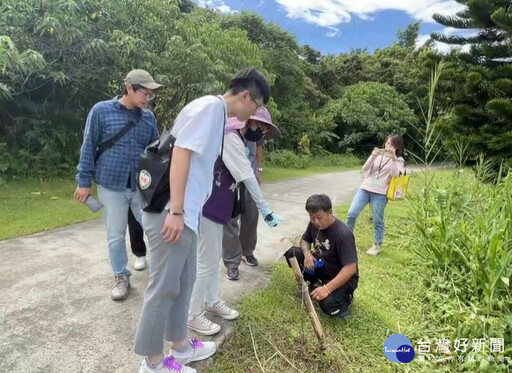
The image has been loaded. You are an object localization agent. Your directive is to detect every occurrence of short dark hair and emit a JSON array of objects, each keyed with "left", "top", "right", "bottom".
[
  {"left": 305, "top": 194, "right": 332, "bottom": 214},
  {"left": 123, "top": 83, "right": 144, "bottom": 95},
  {"left": 385, "top": 134, "right": 405, "bottom": 158},
  {"left": 228, "top": 68, "right": 270, "bottom": 104}
]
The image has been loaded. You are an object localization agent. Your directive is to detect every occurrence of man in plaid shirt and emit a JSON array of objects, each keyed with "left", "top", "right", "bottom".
[{"left": 74, "top": 69, "right": 161, "bottom": 301}]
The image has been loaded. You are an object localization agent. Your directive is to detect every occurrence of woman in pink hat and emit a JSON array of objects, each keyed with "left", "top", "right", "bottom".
[
  {"left": 222, "top": 108, "right": 281, "bottom": 280},
  {"left": 187, "top": 107, "right": 282, "bottom": 336}
]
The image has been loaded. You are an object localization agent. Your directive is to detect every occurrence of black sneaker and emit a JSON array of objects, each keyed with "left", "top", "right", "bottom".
[
  {"left": 242, "top": 255, "right": 258, "bottom": 266},
  {"left": 226, "top": 268, "right": 240, "bottom": 280}
]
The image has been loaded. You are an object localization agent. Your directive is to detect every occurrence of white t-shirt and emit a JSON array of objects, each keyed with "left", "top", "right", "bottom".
[{"left": 171, "top": 95, "right": 226, "bottom": 234}]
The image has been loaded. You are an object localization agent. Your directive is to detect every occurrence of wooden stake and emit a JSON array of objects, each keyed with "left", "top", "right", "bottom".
[{"left": 288, "top": 257, "right": 325, "bottom": 345}]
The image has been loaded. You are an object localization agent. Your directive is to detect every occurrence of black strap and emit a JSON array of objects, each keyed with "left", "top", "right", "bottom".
[
  {"left": 219, "top": 95, "right": 226, "bottom": 159},
  {"left": 95, "top": 112, "right": 141, "bottom": 162}
]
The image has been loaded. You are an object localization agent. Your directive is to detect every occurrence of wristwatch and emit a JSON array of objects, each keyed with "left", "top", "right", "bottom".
[{"left": 164, "top": 207, "right": 184, "bottom": 215}]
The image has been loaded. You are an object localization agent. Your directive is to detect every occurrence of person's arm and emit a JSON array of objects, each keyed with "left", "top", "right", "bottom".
[
  {"left": 74, "top": 106, "right": 101, "bottom": 203},
  {"left": 300, "top": 238, "right": 315, "bottom": 270},
  {"left": 362, "top": 150, "right": 378, "bottom": 173},
  {"left": 149, "top": 111, "right": 159, "bottom": 142},
  {"left": 324, "top": 263, "right": 357, "bottom": 292},
  {"left": 161, "top": 146, "right": 191, "bottom": 244},
  {"left": 222, "top": 135, "right": 268, "bottom": 212}
]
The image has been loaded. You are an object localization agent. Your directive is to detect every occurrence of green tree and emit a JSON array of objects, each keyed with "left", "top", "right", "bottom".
[
  {"left": 431, "top": 0, "right": 512, "bottom": 163},
  {"left": 397, "top": 21, "right": 421, "bottom": 48},
  {"left": 320, "top": 82, "right": 417, "bottom": 154}
]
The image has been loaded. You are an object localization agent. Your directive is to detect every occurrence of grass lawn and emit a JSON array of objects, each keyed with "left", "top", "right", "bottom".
[
  {"left": 0, "top": 178, "right": 100, "bottom": 240},
  {"left": 205, "top": 185, "right": 443, "bottom": 372},
  {"left": 0, "top": 165, "right": 357, "bottom": 241}
]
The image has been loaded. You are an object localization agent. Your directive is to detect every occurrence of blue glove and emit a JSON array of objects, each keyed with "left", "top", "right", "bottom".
[{"left": 260, "top": 207, "right": 283, "bottom": 227}]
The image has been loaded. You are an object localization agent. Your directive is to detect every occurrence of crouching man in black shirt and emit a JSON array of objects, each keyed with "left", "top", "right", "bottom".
[{"left": 284, "top": 194, "right": 358, "bottom": 318}]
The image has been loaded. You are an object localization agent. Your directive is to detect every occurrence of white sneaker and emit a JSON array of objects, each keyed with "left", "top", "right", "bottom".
[
  {"left": 205, "top": 300, "right": 239, "bottom": 320},
  {"left": 366, "top": 244, "right": 381, "bottom": 256},
  {"left": 170, "top": 338, "right": 216, "bottom": 365},
  {"left": 134, "top": 256, "right": 147, "bottom": 270},
  {"left": 187, "top": 312, "right": 220, "bottom": 335},
  {"left": 139, "top": 356, "right": 196, "bottom": 373}
]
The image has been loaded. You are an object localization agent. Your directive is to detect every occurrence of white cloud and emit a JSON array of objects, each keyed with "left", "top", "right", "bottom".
[
  {"left": 326, "top": 28, "right": 340, "bottom": 38},
  {"left": 275, "top": 0, "right": 466, "bottom": 36},
  {"left": 195, "top": 0, "right": 236, "bottom": 14}
]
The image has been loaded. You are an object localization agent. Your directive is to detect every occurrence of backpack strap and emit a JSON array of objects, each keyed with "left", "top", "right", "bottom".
[{"left": 95, "top": 110, "right": 142, "bottom": 163}]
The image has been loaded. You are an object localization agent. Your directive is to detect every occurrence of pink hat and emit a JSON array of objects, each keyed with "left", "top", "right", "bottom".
[
  {"left": 249, "top": 107, "right": 281, "bottom": 139},
  {"left": 224, "top": 107, "right": 281, "bottom": 139}
]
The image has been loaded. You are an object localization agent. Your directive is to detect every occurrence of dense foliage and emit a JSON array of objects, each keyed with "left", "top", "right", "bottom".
[{"left": 1, "top": 0, "right": 511, "bottom": 178}]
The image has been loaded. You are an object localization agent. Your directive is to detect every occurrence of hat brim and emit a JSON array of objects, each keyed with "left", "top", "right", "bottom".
[
  {"left": 140, "top": 82, "right": 163, "bottom": 90},
  {"left": 264, "top": 124, "right": 281, "bottom": 140},
  {"left": 249, "top": 116, "right": 281, "bottom": 140}
]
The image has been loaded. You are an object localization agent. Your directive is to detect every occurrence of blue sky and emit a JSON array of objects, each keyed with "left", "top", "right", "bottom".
[{"left": 195, "top": 0, "right": 468, "bottom": 54}]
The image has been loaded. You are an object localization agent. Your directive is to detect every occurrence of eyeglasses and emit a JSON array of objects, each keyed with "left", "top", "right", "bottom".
[
  {"left": 136, "top": 88, "right": 155, "bottom": 101},
  {"left": 249, "top": 93, "right": 263, "bottom": 110}
]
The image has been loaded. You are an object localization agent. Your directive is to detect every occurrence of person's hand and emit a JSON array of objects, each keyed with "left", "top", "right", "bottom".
[
  {"left": 310, "top": 285, "right": 330, "bottom": 302},
  {"left": 161, "top": 213, "right": 184, "bottom": 243},
  {"left": 304, "top": 252, "right": 315, "bottom": 271},
  {"left": 371, "top": 148, "right": 381, "bottom": 158},
  {"left": 74, "top": 187, "right": 92, "bottom": 204},
  {"left": 386, "top": 146, "right": 397, "bottom": 159},
  {"left": 260, "top": 207, "right": 283, "bottom": 227}
]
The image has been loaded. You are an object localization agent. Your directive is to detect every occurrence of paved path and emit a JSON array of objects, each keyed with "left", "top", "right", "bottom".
[{"left": 0, "top": 170, "right": 363, "bottom": 373}]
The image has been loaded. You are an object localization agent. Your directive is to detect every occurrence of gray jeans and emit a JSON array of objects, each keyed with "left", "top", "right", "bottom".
[
  {"left": 133, "top": 209, "right": 197, "bottom": 356},
  {"left": 222, "top": 188, "right": 259, "bottom": 269}
]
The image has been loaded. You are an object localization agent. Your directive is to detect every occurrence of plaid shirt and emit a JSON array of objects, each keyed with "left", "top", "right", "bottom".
[{"left": 76, "top": 97, "right": 159, "bottom": 191}]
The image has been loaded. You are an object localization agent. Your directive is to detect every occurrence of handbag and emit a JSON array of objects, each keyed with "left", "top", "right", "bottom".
[
  {"left": 387, "top": 170, "right": 410, "bottom": 200},
  {"left": 231, "top": 183, "right": 246, "bottom": 218}
]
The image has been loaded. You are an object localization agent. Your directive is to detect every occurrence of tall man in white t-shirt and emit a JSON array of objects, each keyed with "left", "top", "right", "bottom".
[{"left": 133, "top": 69, "right": 270, "bottom": 373}]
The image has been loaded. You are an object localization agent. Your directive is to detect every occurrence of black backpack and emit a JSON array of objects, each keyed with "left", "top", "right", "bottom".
[{"left": 137, "top": 129, "right": 176, "bottom": 213}]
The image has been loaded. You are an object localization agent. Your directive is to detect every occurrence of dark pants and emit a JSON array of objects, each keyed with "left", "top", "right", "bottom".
[
  {"left": 128, "top": 207, "right": 146, "bottom": 257},
  {"left": 284, "top": 246, "right": 356, "bottom": 317}
]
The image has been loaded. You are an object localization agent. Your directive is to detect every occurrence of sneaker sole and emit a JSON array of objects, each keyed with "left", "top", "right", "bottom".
[
  {"left": 187, "top": 323, "right": 221, "bottom": 336},
  {"left": 206, "top": 309, "right": 239, "bottom": 321},
  {"left": 242, "top": 256, "right": 258, "bottom": 266},
  {"left": 174, "top": 348, "right": 217, "bottom": 365},
  {"left": 134, "top": 264, "right": 146, "bottom": 271},
  {"left": 226, "top": 274, "right": 240, "bottom": 281}
]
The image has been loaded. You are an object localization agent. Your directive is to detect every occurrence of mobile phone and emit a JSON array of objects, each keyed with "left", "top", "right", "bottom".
[{"left": 85, "top": 195, "right": 103, "bottom": 212}]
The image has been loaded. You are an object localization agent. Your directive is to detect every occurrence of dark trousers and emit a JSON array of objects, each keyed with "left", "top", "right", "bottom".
[
  {"left": 284, "top": 246, "right": 356, "bottom": 317},
  {"left": 128, "top": 207, "right": 146, "bottom": 257}
]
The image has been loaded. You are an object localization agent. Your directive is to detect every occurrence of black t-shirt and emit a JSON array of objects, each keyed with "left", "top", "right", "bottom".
[{"left": 302, "top": 218, "right": 359, "bottom": 286}]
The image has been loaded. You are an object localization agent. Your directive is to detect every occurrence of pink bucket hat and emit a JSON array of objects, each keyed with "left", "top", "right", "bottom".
[
  {"left": 224, "top": 107, "right": 281, "bottom": 139},
  {"left": 248, "top": 107, "right": 281, "bottom": 139}
]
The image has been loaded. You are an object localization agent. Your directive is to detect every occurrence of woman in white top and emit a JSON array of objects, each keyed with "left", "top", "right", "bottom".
[{"left": 346, "top": 135, "right": 405, "bottom": 256}]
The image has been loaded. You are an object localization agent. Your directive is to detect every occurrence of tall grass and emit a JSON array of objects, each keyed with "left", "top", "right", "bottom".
[
  {"left": 404, "top": 61, "right": 511, "bottom": 371},
  {"left": 405, "top": 169, "right": 512, "bottom": 371}
]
